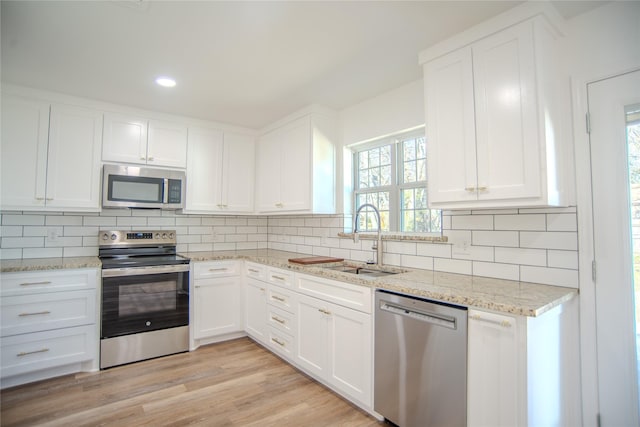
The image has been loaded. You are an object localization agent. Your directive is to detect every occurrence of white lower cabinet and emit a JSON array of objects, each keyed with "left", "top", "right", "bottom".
[
  {"left": 192, "top": 261, "right": 243, "bottom": 348},
  {"left": 245, "top": 278, "right": 268, "bottom": 345},
  {"left": 296, "top": 293, "right": 372, "bottom": 407},
  {"left": 0, "top": 268, "right": 100, "bottom": 388},
  {"left": 467, "top": 303, "right": 580, "bottom": 427}
]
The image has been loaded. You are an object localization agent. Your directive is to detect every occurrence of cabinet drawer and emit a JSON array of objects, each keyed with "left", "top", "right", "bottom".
[
  {"left": 267, "top": 305, "right": 296, "bottom": 336},
  {"left": 268, "top": 285, "right": 297, "bottom": 314},
  {"left": 193, "top": 261, "right": 239, "bottom": 279},
  {"left": 1, "top": 269, "right": 98, "bottom": 296},
  {"left": 1, "top": 325, "right": 96, "bottom": 379},
  {"left": 268, "top": 327, "right": 295, "bottom": 361},
  {"left": 245, "top": 262, "right": 266, "bottom": 280},
  {"left": 267, "top": 267, "right": 294, "bottom": 288},
  {"left": 1, "top": 290, "right": 96, "bottom": 337},
  {"left": 296, "top": 273, "right": 372, "bottom": 314}
]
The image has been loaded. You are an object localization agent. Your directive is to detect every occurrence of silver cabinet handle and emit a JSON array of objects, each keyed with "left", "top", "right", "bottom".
[
  {"left": 140, "top": 157, "right": 146, "bottom": 160},
  {"left": 318, "top": 308, "right": 332, "bottom": 316},
  {"left": 477, "top": 186, "right": 487, "bottom": 192},
  {"left": 275, "top": 202, "right": 284, "bottom": 208},
  {"left": 35, "top": 197, "right": 45, "bottom": 201},
  {"left": 272, "top": 275, "right": 286, "bottom": 281},
  {"left": 20, "top": 281, "right": 52, "bottom": 287},
  {"left": 208, "top": 268, "right": 228, "bottom": 272},
  {"left": 17, "top": 348, "right": 49, "bottom": 357},
  {"left": 271, "top": 315, "right": 285, "bottom": 324},
  {"left": 271, "top": 295, "right": 285, "bottom": 302},
  {"left": 147, "top": 156, "right": 154, "bottom": 161},
  {"left": 470, "top": 314, "right": 512, "bottom": 328},
  {"left": 248, "top": 268, "right": 260, "bottom": 273},
  {"left": 271, "top": 337, "right": 285, "bottom": 347},
  {"left": 18, "top": 311, "right": 51, "bottom": 317},
  {"left": 46, "top": 198, "right": 54, "bottom": 201}
]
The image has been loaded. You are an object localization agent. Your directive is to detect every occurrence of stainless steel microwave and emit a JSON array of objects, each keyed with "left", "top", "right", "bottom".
[{"left": 102, "top": 164, "right": 185, "bottom": 209}]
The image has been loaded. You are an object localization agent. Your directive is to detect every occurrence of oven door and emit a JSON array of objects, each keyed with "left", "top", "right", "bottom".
[{"left": 101, "top": 265, "right": 189, "bottom": 339}]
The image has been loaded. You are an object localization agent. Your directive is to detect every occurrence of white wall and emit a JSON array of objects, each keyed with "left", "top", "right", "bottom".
[{"left": 339, "top": 78, "right": 424, "bottom": 146}]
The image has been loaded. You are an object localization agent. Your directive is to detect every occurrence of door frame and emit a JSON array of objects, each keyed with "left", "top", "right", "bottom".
[{"left": 573, "top": 64, "right": 640, "bottom": 427}]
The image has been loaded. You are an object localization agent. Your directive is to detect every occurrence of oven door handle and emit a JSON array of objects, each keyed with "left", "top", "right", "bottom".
[{"left": 102, "top": 264, "right": 190, "bottom": 277}]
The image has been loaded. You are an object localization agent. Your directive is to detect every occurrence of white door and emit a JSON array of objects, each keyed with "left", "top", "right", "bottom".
[
  {"left": 280, "top": 119, "right": 310, "bottom": 211},
  {"left": 147, "top": 120, "right": 188, "bottom": 168},
  {"left": 185, "top": 127, "right": 224, "bottom": 212},
  {"left": 589, "top": 69, "right": 640, "bottom": 426},
  {"left": 102, "top": 113, "right": 147, "bottom": 164}
]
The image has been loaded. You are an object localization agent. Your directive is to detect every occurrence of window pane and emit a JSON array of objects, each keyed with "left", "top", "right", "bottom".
[
  {"left": 416, "top": 137, "right": 426, "bottom": 158},
  {"left": 380, "top": 145, "right": 392, "bottom": 166},
  {"left": 379, "top": 191, "right": 390, "bottom": 210},
  {"left": 369, "top": 148, "right": 380, "bottom": 168},
  {"left": 417, "top": 159, "right": 427, "bottom": 182},
  {"left": 404, "top": 139, "right": 416, "bottom": 161},
  {"left": 403, "top": 211, "right": 415, "bottom": 232},
  {"left": 359, "top": 169, "right": 369, "bottom": 189},
  {"left": 369, "top": 167, "right": 380, "bottom": 187},
  {"left": 403, "top": 188, "right": 414, "bottom": 209},
  {"left": 380, "top": 165, "right": 392, "bottom": 186},
  {"left": 380, "top": 211, "right": 389, "bottom": 231},
  {"left": 416, "top": 187, "right": 427, "bottom": 209},
  {"left": 359, "top": 151, "right": 368, "bottom": 170},
  {"left": 404, "top": 160, "right": 416, "bottom": 183}
]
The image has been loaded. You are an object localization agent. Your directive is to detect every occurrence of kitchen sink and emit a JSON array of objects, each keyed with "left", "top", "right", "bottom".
[{"left": 324, "top": 265, "right": 401, "bottom": 278}]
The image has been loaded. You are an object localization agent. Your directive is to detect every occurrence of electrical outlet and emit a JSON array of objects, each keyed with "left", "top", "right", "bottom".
[
  {"left": 452, "top": 239, "right": 471, "bottom": 258},
  {"left": 47, "top": 229, "right": 59, "bottom": 242}
]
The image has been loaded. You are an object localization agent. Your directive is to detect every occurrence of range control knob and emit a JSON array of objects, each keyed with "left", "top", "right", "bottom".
[
  {"left": 101, "top": 233, "right": 109, "bottom": 241},
  {"left": 168, "top": 232, "right": 174, "bottom": 239},
  {"left": 162, "top": 233, "right": 167, "bottom": 239},
  {"left": 155, "top": 233, "right": 160, "bottom": 239},
  {"left": 111, "top": 234, "right": 117, "bottom": 241}
]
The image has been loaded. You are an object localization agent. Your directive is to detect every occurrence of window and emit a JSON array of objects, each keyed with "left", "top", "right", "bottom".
[{"left": 352, "top": 129, "right": 441, "bottom": 234}]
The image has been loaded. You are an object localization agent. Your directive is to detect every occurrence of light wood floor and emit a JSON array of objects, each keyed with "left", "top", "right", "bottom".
[{"left": 1, "top": 338, "right": 386, "bottom": 427}]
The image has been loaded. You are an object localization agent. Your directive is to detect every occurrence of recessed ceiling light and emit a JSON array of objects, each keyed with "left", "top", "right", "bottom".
[{"left": 155, "top": 77, "right": 176, "bottom": 88}]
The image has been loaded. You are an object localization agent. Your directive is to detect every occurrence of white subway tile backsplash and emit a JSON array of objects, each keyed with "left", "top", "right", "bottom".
[
  {"left": 1, "top": 226, "right": 23, "bottom": 237},
  {"left": 0, "top": 208, "right": 580, "bottom": 289},
  {"left": 546, "top": 213, "right": 577, "bottom": 232},
  {"left": 495, "top": 247, "right": 547, "bottom": 266},
  {"left": 494, "top": 214, "right": 545, "bottom": 231},
  {"left": 520, "top": 265, "right": 579, "bottom": 288},
  {"left": 116, "top": 217, "right": 147, "bottom": 227},
  {"left": 401, "top": 254, "right": 433, "bottom": 270},
  {"left": 416, "top": 242, "right": 452, "bottom": 258},
  {"left": 520, "top": 231, "right": 577, "bottom": 250},
  {"left": 2, "top": 214, "right": 45, "bottom": 226},
  {"left": 434, "top": 258, "right": 472, "bottom": 275},
  {"left": 547, "top": 250, "right": 579, "bottom": 269},
  {"left": 385, "top": 241, "right": 416, "bottom": 255},
  {"left": 23, "top": 247, "right": 63, "bottom": 258},
  {"left": 46, "top": 215, "right": 83, "bottom": 226},
  {"left": 2, "top": 237, "right": 44, "bottom": 248},
  {"left": 473, "top": 261, "right": 519, "bottom": 281},
  {"left": 451, "top": 215, "right": 493, "bottom": 230},
  {"left": 472, "top": 230, "right": 519, "bottom": 247}
]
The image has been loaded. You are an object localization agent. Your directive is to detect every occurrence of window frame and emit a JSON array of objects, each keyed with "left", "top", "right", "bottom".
[{"left": 350, "top": 127, "right": 441, "bottom": 235}]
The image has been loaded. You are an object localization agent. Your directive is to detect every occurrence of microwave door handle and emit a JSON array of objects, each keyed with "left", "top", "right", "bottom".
[{"left": 163, "top": 178, "right": 169, "bottom": 204}]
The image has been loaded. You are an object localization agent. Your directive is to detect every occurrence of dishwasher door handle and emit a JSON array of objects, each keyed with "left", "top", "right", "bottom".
[{"left": 380, "top": 301, "right": 457, "bottom": 330}]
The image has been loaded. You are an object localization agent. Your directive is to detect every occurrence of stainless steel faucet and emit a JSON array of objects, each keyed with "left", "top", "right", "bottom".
[{"left": 353, "top": 203, "right": 383, "bottom": 267}]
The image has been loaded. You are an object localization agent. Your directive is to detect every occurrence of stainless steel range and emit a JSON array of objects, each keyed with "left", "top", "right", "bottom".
[{"left": 99, "top": 230, "right": 190, "bottom": 369}]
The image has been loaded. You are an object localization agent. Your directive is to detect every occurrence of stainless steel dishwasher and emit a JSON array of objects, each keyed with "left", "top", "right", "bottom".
[{"left": 374, "top": 290, "right": 467, "bottom": 427}]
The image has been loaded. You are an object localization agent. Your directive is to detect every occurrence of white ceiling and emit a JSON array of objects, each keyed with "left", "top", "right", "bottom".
[{"left": 1, "top": 1, "right": 604, "bottom": 129}]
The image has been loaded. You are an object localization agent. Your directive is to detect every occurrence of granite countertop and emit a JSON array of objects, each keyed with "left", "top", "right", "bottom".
[
  {"left": 0, "top": 256, "right": 102, "bottom": 273},
  {"left": 182, "top": 249, "right": 577, "bottom": 317},
  {"left": 0, "top": 250, "right": 577, "bottom": 317}
]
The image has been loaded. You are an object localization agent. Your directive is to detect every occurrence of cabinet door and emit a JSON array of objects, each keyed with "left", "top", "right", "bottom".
[
  {"left": 0, "top": 96, "right": 50, "bottom": 209},
  {"left": 147, "top": 120, "right": 188, "bottom": 168},
  {"left": 245, "top": 279, "right": 268, "bottom": 344},
  {"left": 467, "top": 309, "right": 519, "bottom": 427},
  {"left": 46, "top": 104, "right": 103, "bottom": 210},
  {"left": 185, "top": 127, "right": 224, "bottom": 212},
  {"left": 327, "top": 302, "right": 372, "bottom": 406},
  {"left": 424, "top": 47, "right": 477, "bottom": 205},
  {"left": 102, "top": 113, "right": 147, "bottom": 164},
  {"left": 472, "top": 21, "right": 541, "bottom": 201},
  {"left": 193, "top": 277, "right": 242, "bottom": 339},
  {"left": 256, "top": 130, "right": 282, "bottom": 212},
  {"left": 222, "top": 132, "right": 255, "bottom": 212},
  {"left": 280, "top": 119, "right": 311, "bottom": 211},
  {"left": 296, "top": 294, "right": 329, "bottom": 379}
]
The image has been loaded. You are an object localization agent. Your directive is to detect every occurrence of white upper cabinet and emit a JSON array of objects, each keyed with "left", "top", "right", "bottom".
[
  {"left": 1, "top": 95, "right": 103, "bottom": 211},
  {"left": 102, "top": 113, "right": 187, "bottom": 168},
  {"left": 421, "top": 11, "right": 571, "bottom": 209},
  {"left": 184, "top": 128, "right": 255, "bottom": 214},
  {"left": 256, "top": 113, "right": 336, "bottom": 214}
]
